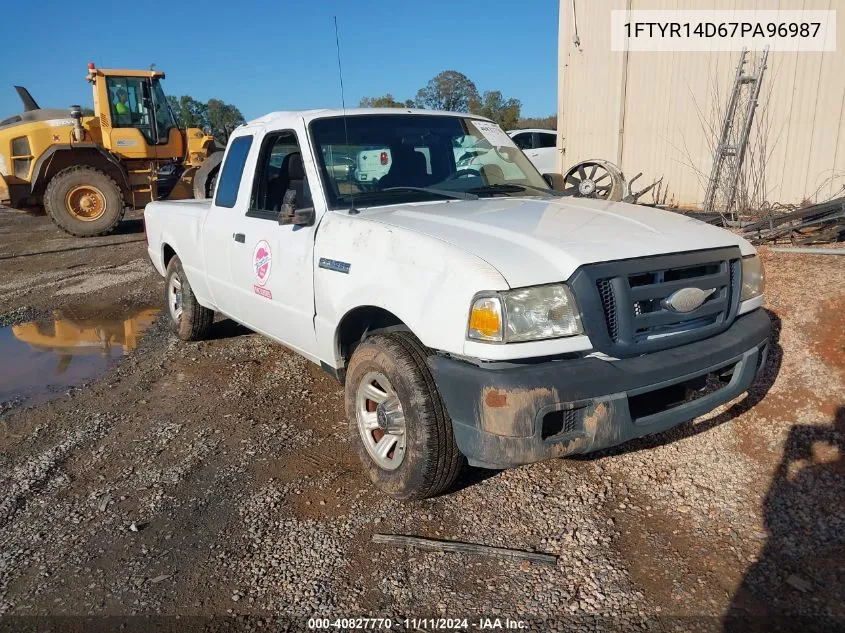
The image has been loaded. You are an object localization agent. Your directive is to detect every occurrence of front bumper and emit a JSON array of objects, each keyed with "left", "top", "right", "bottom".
[{"left": 428, "top": 309, "right": 771, "bottom": 469}]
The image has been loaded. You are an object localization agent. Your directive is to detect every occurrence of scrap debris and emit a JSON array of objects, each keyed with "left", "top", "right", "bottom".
[
  {"left": 768, "top": 247, "right": 845, "bottom": 256},
  {"left": 371, "top": 533, "right": 558, "bottom": 566},
  {"left": 740, "top": 195, "right": 845, "bottom": 246},
  {"left": 560, "top": 158, "right": 666, "bottom": 205}
]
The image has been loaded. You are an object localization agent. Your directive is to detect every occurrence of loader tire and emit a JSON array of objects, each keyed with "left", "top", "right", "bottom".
[
  {"left": 193, "top": 151, "right": 224, "bottom": 199},
  {"left": 345, "top": 332, "right": 463, "bottom": 500},
  {"left": 44, "top": 166, "right": 125, "bottom": 237},
  {"left": 164, "top": 256, "right": 214, "bottom": 341}
]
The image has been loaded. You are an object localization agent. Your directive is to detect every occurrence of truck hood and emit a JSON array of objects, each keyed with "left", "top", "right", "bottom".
[{"left": 364, "top": 196, "right": 751, "bottom": 288}]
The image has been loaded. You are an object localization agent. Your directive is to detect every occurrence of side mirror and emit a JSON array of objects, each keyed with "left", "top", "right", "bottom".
[{"left": 277, "top": 190, "right": 315, "bottom": 226}]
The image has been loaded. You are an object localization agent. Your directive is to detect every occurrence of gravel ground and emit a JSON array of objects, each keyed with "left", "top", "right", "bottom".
[{"left": 0, "top": 208, "right": 843, "bottom": 632}]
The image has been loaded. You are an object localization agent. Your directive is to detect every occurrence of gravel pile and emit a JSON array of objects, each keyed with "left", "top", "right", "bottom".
[{"left": 226, "top": 457, "right": 653, "bottom": 630}]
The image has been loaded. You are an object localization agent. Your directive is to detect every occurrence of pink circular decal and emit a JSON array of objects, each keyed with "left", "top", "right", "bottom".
[{"left": 253, "top": 240, "right": 272, "bottom": 286}]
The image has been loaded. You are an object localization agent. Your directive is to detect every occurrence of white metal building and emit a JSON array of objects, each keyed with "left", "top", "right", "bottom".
[{"left": 556, "top": 1, "right": 845, "bottom": 208}]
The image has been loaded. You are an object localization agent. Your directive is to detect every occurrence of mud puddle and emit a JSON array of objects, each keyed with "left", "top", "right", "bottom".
[{"left": 0, "top": 303, "right": 159, "bottom": 409}]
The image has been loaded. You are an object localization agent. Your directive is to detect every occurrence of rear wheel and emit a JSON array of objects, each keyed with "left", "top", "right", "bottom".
[
  {"left": 345, "top": 332, "right": 463, "bottom": 500},
  {"left": 44, "top": 165, "right": 125, "bottom": 237},
  {"left": 164, "top": 256, "right": 214, "bottom": 341}
]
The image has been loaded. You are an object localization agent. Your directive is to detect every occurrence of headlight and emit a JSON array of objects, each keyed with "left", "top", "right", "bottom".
[
  {"left": 741, "top": 255, "right": 765, "bottom": 301},
  {"left": 467, "top": 284, "right": 583, "bottom": 343}
]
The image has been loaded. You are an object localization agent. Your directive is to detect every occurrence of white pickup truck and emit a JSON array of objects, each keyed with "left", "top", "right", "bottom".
[{"left": 144, "top": 108, "right": 770, "bottom": 500}]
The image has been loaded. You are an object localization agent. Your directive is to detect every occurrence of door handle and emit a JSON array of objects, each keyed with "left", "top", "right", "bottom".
[{"left": 233, "top": 233, "right": 245, "bottom": 243}]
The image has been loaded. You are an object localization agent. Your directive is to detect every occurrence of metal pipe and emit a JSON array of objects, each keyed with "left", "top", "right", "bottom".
[
  {"left": 616, "top": 0, "right": 632, "bottom": 167},
  {"left": 768, "top": 247, "right": 845, "bottom": 255},
  {"left": 69, "top": 105, "right": 85, "bottom": 143}
]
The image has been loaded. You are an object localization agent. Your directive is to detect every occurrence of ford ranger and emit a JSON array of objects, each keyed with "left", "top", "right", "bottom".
[{"left": 144, "top": 108, "right": 770, "bottom": 500}]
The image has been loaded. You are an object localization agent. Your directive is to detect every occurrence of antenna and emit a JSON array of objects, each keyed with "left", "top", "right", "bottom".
[{"left": 334, "top": 16, "right": 358, "bottom": 214}]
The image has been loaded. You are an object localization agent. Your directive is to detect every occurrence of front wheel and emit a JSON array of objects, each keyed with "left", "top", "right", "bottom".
[
  {"left": 164, "top": 256, "right": 214, "bottom": 341},
  {"left": 43, "top": 165, "right": 125, "bottom": 237},
  {"left": 345, "top": 332, "right": 463, "bottom": 500}
]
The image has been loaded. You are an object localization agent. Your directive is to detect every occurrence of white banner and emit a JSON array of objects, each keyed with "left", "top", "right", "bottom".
[{"left": 610, "top": 10, "right": 836, "bottom": 52}]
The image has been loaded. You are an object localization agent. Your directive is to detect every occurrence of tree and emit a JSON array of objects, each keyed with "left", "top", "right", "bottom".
[
  {"left": 206, "top": 99, "right": 245, "bottom": 142},
  {"left": 166, "top": 95, "right": 179, "bottom": 119},
  {"left": 415, "top": 70, "right": 480, "bottom": 113},
  {"left": 167, "top": 95, "right": 208, "bottom": 129},
  {"left": 359, "top": 94, "right": 409, "bottom": 108},
  {"left": 515, "top": 114, "right": 557, "bottom": 130},
  {"left": 163, "top": 95, "right": 244, "bottom": 140},
  {"left": 477, "top": 91, "right": 521, "bottom": 130}
]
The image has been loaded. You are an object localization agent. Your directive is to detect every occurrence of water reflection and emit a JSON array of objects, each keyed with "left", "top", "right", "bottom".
[{"left": 0, "top": 305, "right": 159, "bottom": 408}]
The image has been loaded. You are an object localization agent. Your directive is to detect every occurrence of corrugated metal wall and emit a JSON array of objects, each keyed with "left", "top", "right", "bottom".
[{"left": 557, "top": 0, "right": 845, "bottom": 208}]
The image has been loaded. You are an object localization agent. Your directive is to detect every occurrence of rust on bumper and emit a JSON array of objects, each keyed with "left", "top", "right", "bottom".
[{"left": 428, "top": 310, "right": 771, "bottom": 469}]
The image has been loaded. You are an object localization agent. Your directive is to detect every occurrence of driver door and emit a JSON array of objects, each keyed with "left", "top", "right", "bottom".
[{"left": 226, "top": 128, "right": 319, "bottom": 360}]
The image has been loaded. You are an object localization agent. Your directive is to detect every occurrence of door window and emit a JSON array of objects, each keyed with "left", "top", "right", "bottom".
[
  {"left": 511, "top": 132, "right": 534, "bottom": 150},
  {"left": 537, "top": 132, "right": 557, "bottom": 148},
  {"left": 250, "top": 131, "right": 311, "bottom": 219},
  {"left": 215, "top": 136, "right": 254, "bottom": 208}
]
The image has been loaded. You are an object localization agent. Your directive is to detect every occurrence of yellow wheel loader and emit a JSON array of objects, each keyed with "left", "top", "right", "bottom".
[{"left": 0, "top": 63, "right": 224, "bottom": 237}]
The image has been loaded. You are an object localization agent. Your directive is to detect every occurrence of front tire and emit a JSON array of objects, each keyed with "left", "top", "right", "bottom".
[
  {"left": 44, "top": 165, "right": 125, "bottom": 237},
  {"left": 164, "top": 256, "right": 214, "bottom": 341},
  {"left": 345, "top": 332, "right": 463, "bottom": 500}
]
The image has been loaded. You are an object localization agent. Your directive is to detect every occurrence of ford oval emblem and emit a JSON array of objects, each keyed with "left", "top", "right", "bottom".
[{"left": 661, "top": 287, "right": 716, "bottom": 313}]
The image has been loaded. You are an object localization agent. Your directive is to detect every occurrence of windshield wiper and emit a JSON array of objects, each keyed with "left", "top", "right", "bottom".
[
  {"left": 467, "top": 184, "right": 560, "bottom": 197},
  {"left": 380, "top": 186, "right": 478, "bottom": 201}
]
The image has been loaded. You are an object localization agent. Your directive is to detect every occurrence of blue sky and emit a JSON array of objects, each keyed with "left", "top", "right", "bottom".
[{"left": 0, "top": 0, "right": 559, "bottom": 122}]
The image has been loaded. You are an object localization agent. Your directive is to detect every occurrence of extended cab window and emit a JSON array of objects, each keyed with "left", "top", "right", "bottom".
[
  {"left": 215, "top": 136, "right": 253, "bottom": 208},
  {"left": 250, "top": 131, "right": 312, "bottom": 218}
]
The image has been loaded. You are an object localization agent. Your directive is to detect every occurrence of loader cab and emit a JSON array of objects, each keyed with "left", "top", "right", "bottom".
[{"left": 90, "top": 66, "right": 184, "bottom": 161}]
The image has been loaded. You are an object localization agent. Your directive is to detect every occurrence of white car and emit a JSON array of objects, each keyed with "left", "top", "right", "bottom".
[
  {"left": 144, "top": 108, "right": 770, "bottom": 500},
  {"left": 508, "top": 128, "right": 558, "bottom": 174},
  {"left": 353, "top": 147, "right": 391, "bottom": 188}
]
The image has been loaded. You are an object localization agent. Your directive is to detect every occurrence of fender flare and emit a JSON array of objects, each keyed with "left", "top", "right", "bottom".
[
  {"left": 30, "top": 144, "right": 130, "bottom": 196},
  {"left": 192, "top": 151, "right": 224, "bottom": 199}
]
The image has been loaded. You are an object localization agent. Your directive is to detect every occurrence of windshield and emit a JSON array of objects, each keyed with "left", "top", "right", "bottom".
[{"left": 309, "top": 114, "right": 553, "bottom": 210}]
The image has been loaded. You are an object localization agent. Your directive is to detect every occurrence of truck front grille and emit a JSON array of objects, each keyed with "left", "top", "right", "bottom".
[
  {"left": 596, "top": 279, "right": 618, "bottom": 341},
  {"left": 570, "top": 248, "right": 743, "bottom": 358}
]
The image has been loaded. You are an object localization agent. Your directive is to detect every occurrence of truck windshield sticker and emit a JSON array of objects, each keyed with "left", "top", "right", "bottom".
[
  {"left": 473, "top": 120, "right": 517, "bottom": 149},
  {"left": 319, "top": 258, "right": 351, "bottom": 274},
  {"left": 253, "top": 240, "right": 272, "bottom": 286}
]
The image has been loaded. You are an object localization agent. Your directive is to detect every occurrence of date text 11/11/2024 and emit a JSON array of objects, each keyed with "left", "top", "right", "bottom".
[{"left": 307, "top": 617, "right": 527, "bottom": 630}]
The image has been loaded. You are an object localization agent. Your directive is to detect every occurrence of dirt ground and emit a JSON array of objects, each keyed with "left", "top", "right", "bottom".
[{"left": 0, "top": 207, "right": 843, "bottom": 632}]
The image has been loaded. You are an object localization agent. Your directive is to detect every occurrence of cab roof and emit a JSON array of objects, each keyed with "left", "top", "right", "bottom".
[
  {"left": 507, "top": 128, "right": 556, "bottom": 134},
  {"left": 92, "top": 68, "right": 165, "bottom": 79},
  {"left": 242, "top": 108, "right": 493, "bottom": 130}
]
